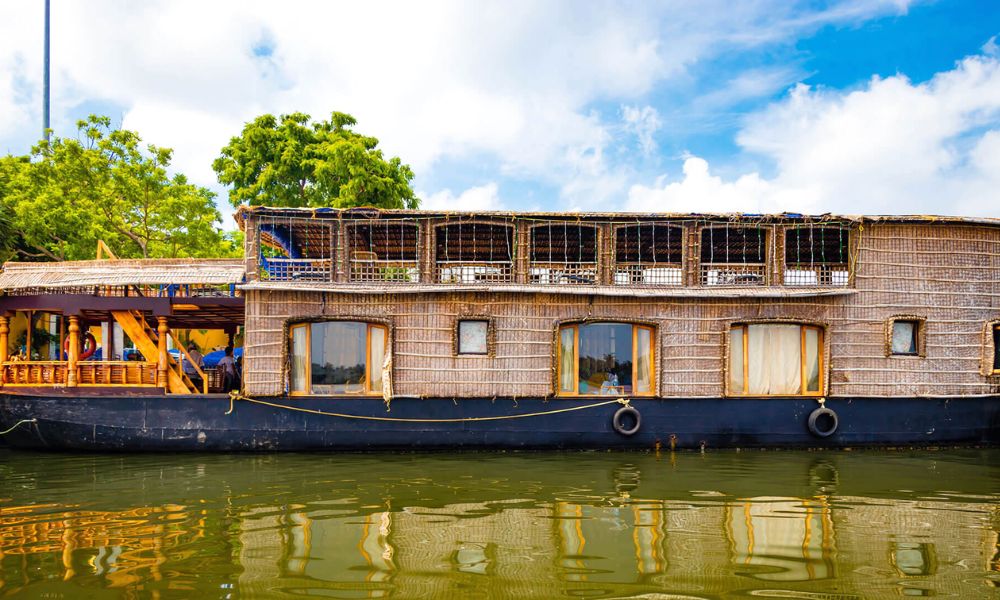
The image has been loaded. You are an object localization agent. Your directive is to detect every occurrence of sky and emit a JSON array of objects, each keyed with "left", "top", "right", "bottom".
[{"left": 1, "top": 0, "right": 999, "bottom": 227}]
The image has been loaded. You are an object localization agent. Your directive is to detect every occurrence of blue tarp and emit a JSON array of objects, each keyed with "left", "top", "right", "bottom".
[{"left": 202, "top": 347, "right": 243, "bottom": 368}]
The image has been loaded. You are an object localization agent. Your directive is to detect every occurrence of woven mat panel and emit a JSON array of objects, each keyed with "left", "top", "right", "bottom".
[{"left": 242, "top": 223, "right": 1000, "bottom": 398}]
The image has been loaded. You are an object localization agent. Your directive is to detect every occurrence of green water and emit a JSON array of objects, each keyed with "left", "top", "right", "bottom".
[{"left": 0, "top": 449, "right": 997, "bottom": 599}]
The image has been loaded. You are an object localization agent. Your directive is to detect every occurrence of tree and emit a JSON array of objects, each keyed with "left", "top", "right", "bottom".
[
  {"left": 213, "top": 111, "right": 419, "bottom": 209},
  {"left": 0, "top": 156, "right": 29, "bottom": 262},
  {"left": 1, "top": 116, "right": 239, "bottom": 261}
]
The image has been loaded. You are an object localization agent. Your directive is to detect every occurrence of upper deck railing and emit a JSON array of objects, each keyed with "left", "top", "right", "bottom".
[{"left": 240, "top": 209, "right": 857, "bottom": 289}]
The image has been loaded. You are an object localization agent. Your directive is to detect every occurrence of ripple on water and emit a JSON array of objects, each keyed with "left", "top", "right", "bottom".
[{"left": 0, "top": 449, "right": 998, "bottom": 599}]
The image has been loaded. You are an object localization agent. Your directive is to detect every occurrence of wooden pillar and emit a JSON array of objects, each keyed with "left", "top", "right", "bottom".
[
  {"left": 26, "top": 310, "right": 33, "bottom": 360},
  {"left": 157, "top": 317, "right": 169, "bottom": 390},
  {"left": 422, "top": 218, "right": 435, "bottom": 284},
  {"left": 67, "top": 316, "right": 80, "bottom": 387},
  {"left": 0, "top": 315, "right": 9, "bottom": 362},
  {"left": 515, "top": 220, "right": 530, "bottom": 284},
  {"left": 598, "top": 223, "right": 613, "bottom": 285},
  {"left": 244, "top": 214, "right": 260, "bottom": 283},
  {"left": 686, "top": 226, "right": 701, "bottom": 287},
  {"left": 335, "top": 218, "right": 348, "bottom": 283}
]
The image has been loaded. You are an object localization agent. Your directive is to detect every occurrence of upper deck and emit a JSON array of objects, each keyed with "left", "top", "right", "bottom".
[{"left": 238, "top": 207, "right": 973, "bottom": 296}]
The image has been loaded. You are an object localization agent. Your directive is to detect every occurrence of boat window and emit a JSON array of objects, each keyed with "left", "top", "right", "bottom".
[
  {"left": 783, "top": 226, "right": 850, "bottom": 286},
  {"left": 700, "top": 226, "right": 767, "bottom": 286},
  {"left": 347, "top": 221, "right": 420, "bottom": 283},
  {"left": 436, "top": 222, "right": 514, "bottom": 283},
  {"left": 457, "top": 320, "right": 489, "bottom": 355},
  {"left": 890, "top": 320, "right": 920, "bottom": 356},
  {"left": 728, "top": 324, "right": 824, "bottom": 396},
  {"left": 613, "top": 224, "right": 684, "bottom": 286},
  {"left": 257, "top": 215, "right": 335, "bottom": 282},
  {"left": 556, "top": 323, "right": 655, "bottom": 396},
  {"left": 530, "top": 223, "right": 599, "bottom": 285},
  {"left": 288, "top": 321, "right": 387, "bottom": 395}
]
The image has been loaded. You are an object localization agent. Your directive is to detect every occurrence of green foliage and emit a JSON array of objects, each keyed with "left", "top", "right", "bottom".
[
  {"left": 213, "top": 111, "right": 419, "bottom": 209},
  {"left": 0, "top": 116, "right": 239, "bottom": 261},
  {"left": 0, "top": 155, "right": 31, "bottom": 262}
]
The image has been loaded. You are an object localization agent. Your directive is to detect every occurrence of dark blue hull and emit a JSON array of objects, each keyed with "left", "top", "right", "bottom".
[{"left": 1, "top": 393, "right": 998, "bottom": 451}]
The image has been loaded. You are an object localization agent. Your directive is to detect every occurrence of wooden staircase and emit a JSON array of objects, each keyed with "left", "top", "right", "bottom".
[{"left": 111, "top": 311, "right": 198, "bottom": 394}]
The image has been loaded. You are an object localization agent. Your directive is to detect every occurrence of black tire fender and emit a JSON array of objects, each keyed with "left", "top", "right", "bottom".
[
  {"left": 612, "top": 405, "right": 641, "bottom": 436},
  {"left": 807, "top": 406, "right": 839, "bottom": 438}
]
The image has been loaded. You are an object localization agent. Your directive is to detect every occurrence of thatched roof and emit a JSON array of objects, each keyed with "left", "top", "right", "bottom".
[
  {"left": 0, "top": 259, "right": 245, "bottom": 290},
  {"left": 235, "top": 205, "right": 1000, "bottom": 228},
  {"left": 241, "top": 280, "right": 856, "bottom": 298}
]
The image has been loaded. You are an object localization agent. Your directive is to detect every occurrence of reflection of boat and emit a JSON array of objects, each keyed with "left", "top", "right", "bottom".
[
  {"left": 2, "top": 209, "right": 1000, "bottom": 450},
  {"left": 1, "top": 451, "right": 997, "bottom": 598}
]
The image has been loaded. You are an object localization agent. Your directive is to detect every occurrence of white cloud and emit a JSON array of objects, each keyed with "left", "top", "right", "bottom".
[
  {"left": 421, "top": 182, "right": 503, "bottom": 211},
  {"left": 628, "top": 156, "right": 781, "bottom": 213},
  {"left": 630, "top": 51, "right": 1000, "bottom": 217},
  {"left": 0, "top": 0, "right": 914, "bottom": 212},
  {"left": 622, "top": 105, "right": 662, "bottom": 155}
]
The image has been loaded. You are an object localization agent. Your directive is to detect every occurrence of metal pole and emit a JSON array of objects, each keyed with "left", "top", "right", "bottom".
[{"left": 43, "top": 0, "right": 50, "bottom": 141}]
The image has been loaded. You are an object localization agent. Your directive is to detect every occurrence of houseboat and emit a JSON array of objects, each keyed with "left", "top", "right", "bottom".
[{"left": 0, "top": 208, "right": 998, "bottom": 450}]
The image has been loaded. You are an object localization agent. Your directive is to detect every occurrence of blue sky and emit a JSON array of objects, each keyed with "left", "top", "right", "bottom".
[{"left": 1, "top": 0, "right": 999, "bottom": 225}]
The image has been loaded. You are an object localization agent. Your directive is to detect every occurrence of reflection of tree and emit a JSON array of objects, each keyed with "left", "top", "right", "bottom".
[
  {"left": 311, "top": 362, "right": 365, "bottom": 384},
  {"left": 579, "top": 354, "right": 633, "bottom": 385}
]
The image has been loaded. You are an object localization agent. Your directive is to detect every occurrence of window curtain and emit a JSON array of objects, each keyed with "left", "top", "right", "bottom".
[
  {"left": 891, "top": 321, "right": 916, "bottom": 354},
  {"left": 559, "top": 328, "right": 575, "bottom": 392},
  {"left": 290, "top": 326, "right": 308, "bottom": 392},
  {"left": 804, "top": 327, "right": 820, "bottom": 392},
  {"left": 747, "top": 325, "right": 802, "bottom": 395},
  {"left": 369, "top": 326, "right": 385, "bottom": 392},
  {"left": 635, "top": 327, "right": 652, "bottom": 393}
]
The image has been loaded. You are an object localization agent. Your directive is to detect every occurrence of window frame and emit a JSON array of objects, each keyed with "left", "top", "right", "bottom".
[
  {"left": 727, "top": 323, "right": 825, "bottom": 397},
  {"left": 781, "top": 225, "right": 852, "bottom": 287},
  {"left": 456, "top": 318, "right": 491, "bottom": 356},
  {"left": 611, "top": 222, "right": 686, "bottom": 287},
  {"left": 288, "top": 321, "right": 388, "bottom": 396},
  {"left": 433, "top": 220, "right": 516, "bottom": 284},
  {"left": 885, "top": 316, "right": 926, "bottom": 358},
  {"left": 555, "top": 322, "right": 656, "bottom": 397},
  {"left": 698, "top": 225, "right": 770, "bottom": 287},
  {"left": 984, "top": 320, "right": 1000, "bottom": 376}
]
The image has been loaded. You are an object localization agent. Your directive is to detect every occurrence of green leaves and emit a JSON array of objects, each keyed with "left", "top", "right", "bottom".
[
  {"left": 213, "top": 111, "right": 419, "bottom": 209},
  {"left": 0, "top": 115, "right": 239, "bottom": 261}
]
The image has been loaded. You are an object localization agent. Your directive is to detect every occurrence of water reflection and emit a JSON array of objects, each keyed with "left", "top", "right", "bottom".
[{"left": 0, "top": 450, "right": 998, "bottom": 598}]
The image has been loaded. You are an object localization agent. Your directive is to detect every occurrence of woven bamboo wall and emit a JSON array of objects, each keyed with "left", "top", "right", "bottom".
[{"left": 243, "top": 223, "right": 1000, "bottom": 398}]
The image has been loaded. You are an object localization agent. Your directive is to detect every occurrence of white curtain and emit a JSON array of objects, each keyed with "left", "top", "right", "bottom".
[
  {"left": 891, "top": 321, "right": 916, "bottom": 354},
  {"left": 559, "top": 328, "right": 575, "bottom": 393},
  {"left": 804, "top": 327, "right": 820, "bottom": 392},
  {"left": 747, "top": 325, "right": 801, "bottom": 395},
  {"left": 370, "top": 326, "right": 385, "bottom": 391},
  {"left": 290, "top": 326, "right": 308, "bottom": 392},
  {"left": 635, "top": 327, "right": 651, "bottom": 393}
]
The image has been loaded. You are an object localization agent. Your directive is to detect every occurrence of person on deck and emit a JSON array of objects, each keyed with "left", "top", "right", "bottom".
[
  {"left": 183, "top": 343, "right": 204, "bottom": 391},
  {"left": 218, "top": 346, "right": 240, "bottom": 392}
]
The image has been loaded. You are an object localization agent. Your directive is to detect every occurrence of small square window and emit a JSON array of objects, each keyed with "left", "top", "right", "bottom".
[
  {"left": 458, "top": 320, "right": 489, "bottom": 355},
  {"left": 891, "top": 320, "right": 919, "bottom": 355}
]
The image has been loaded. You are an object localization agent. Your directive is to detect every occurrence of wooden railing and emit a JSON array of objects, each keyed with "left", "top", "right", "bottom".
[
  {"left": 1, "top": 361, "right": 157, "bottom": 387},
  {"left": 77, "top": 361, "right": 158, "bottom": 386},
  {"left": 1, "top": 361, "right": 69, "bottom": 385}
]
